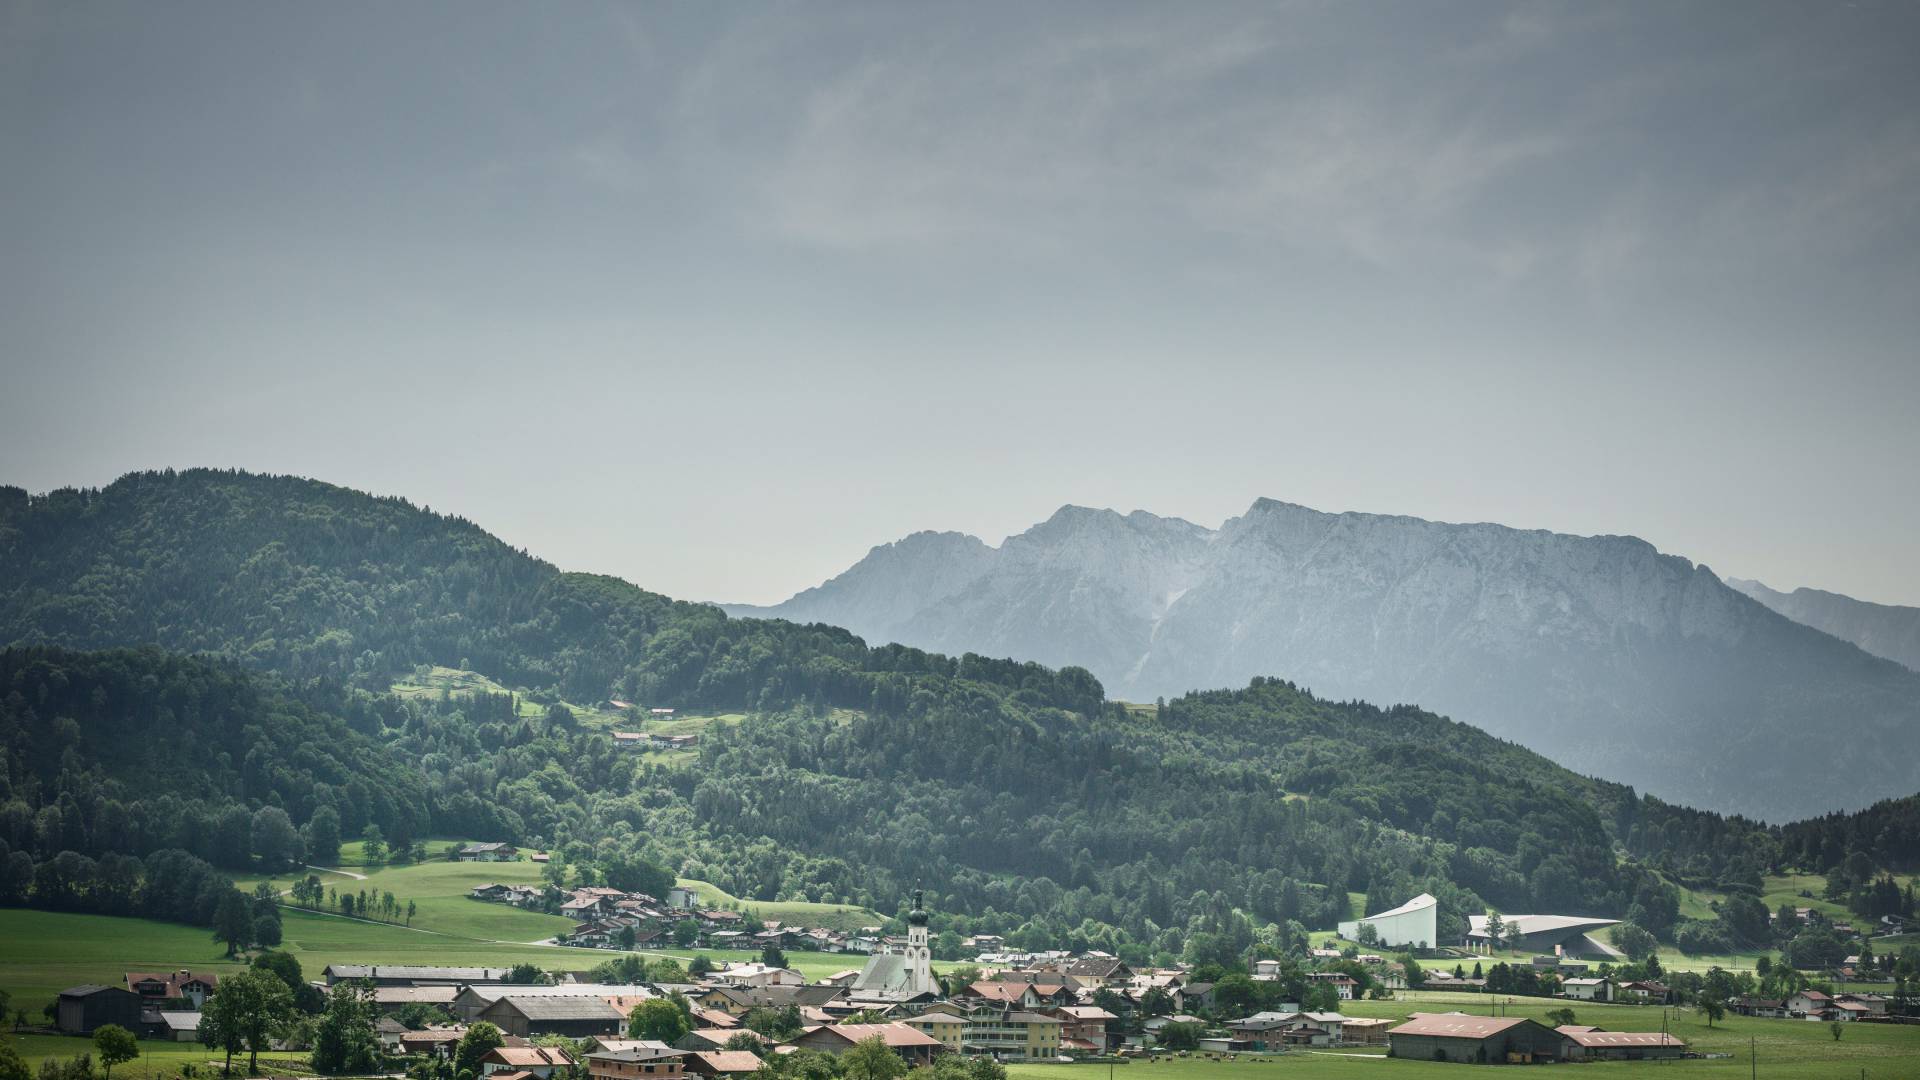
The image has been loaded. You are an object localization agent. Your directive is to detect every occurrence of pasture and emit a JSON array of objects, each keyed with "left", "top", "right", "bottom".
[
  {"left": 8, "top": 1033, "right": 311, "bottom": 1080},
  {"left": 1005, "top": 994, "right": 1920, "bottom": 1080}
]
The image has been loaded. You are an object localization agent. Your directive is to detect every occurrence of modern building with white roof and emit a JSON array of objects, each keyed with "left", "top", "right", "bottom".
[
  {"left": 1338, "top": 893, "right": 1438, "bottom": 949},
  {"left": 1466, "top": 913, "right": 1622, "bottom": 958}
]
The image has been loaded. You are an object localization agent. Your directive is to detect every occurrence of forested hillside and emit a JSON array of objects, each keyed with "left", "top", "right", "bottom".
[
  {"left": 0, "top": 646, "right": 432, "bottom": 859},
  {"left": 0, "top": 469, "right": 1913, "bottom": 963}
]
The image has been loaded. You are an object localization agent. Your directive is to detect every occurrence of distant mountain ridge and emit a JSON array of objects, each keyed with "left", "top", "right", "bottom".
[
  {"left": 731, "top": 499, "right": 1920, "bottom": 820},
  {"left": 1726, "top": 577, "right": 1920, "bottom": 673}
]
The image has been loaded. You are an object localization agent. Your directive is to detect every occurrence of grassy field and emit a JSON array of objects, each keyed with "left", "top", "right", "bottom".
[
  {"left": 237, "top": 853, "right": 575, "bottom": 943},
  {"left": 8, "top": 1033, "right": 311, "bottom": 1080},
  {"left": 1004, "top": 992, "right": 1920, "bottom": 1080},
  {"left": 0, "top": 855, "right": 876, "bottom": 1015},
  {"left": 0, "top": 904, "right": 867, "bottom": 1018},
  {"left": 388, "top": 665, "right": 626, "bottom": 727},
  {"left": 239, "top": 847, "right": 884, "bottom": 939},
  {"left": 677, "top": 877, "right": 881, "bottom": 932}
]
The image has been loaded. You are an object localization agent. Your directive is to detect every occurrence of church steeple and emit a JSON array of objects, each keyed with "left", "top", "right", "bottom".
[{"left": 904, "top": 888, "right": 932, "bottom": 995}]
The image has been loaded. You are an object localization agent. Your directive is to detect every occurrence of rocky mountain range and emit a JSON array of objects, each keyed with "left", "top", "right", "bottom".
[
  {"left": 1727, "top": 577, "right": 1920, "bottom": 673},
  {"left": 730, "top": 499, "right": 1920, "bottom": 820}
]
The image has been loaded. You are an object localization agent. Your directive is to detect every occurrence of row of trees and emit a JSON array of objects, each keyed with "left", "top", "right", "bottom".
[{"left": 283, "top": 875, "right": 416, "bottom": 925}]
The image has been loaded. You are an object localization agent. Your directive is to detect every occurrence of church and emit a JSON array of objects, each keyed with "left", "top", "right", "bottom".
[{"left": 849, "top": 890, "right": 940, "bottom": 1004}]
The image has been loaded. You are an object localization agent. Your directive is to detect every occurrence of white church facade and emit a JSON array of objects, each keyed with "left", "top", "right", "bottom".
[{"left": 850, "top": 889, "right": 938, "bottom": 1002}]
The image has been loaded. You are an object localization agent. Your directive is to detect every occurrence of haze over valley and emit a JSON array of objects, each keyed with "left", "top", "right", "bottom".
[{"left": 733, "top": 499, "right": 1920, "bottom": 820}]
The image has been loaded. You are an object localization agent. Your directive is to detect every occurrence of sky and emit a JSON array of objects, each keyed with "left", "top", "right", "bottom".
[{"left": 3, "top": 1, "right": 1918, "bottom": 606}]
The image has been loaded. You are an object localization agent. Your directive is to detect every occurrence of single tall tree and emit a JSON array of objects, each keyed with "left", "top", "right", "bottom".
[
  {"left": 214, "top": 889, "right": 254, "bottom": 957},
  {"left": 306, "top": 806, "right": 343, "bottom": 866},
  {"left": 201, "top": 967, "right": 295, "bottom": 1074},
  {"left": 93, "top": 1024, "right": 138, "bottom": 1080},
  {"left": 310, "top": 981, "right": 381, "bottom": 1074},
  {"left": 840, "top": 1035, "right": 906, "bottom": 1080},
  {"left": 626, "top": 998, "right": 689, "bottom": 1044},
  {"left": 452, "top": 1023, "right": 506, "bottom": 1079}
]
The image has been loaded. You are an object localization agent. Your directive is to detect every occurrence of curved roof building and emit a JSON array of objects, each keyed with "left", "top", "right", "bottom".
[
  {"left": 1338, "top": 893, "right": 1438, "bottom": 949},
  {"left": 1466, "top": 913, "right": 1621, "bottom": 959}
]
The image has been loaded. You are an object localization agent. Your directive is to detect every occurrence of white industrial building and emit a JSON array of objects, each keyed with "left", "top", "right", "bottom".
[{"left": 1338, "top": 893, "right": 1438, "bottom": 948}]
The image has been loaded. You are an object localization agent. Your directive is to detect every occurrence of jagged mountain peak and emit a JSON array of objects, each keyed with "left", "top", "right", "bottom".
[
  {"left": 741, "top": 499, "right": 1920, "bottom": 820},
  {"left": 1728, "top": 576, "right": 1920, "bottom": 673}
]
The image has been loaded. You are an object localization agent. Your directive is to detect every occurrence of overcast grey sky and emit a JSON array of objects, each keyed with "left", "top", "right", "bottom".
[{"left": 4, "top": 1, "right": 1918, "bottom": 605}]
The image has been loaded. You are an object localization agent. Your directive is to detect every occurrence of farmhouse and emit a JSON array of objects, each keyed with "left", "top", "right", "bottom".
[
  {"left": 587, "top": 1048, "right": 687, "bottom": 1080},
  {"left": 681, "top": 1051, "right": 762, "bottom": 1079},
  {"left": 458, "top": 842, "right": 520, "bottom": 862},
  {"left": 1305, "top": 971, "right": 1357, "bottom": 999},
  {"left": 400, "top": 1028, "right": 470, "bottom": 1057},
  {"left": 125, "top": 969, "right": 219, "bottom": 1007},
  {"left": 481, "top": 1047, "right": 578, "bottom": 1078},
  {"left": 1386, "top": 1014, "right": 1569, "bottom": 1064},
  {"left": 1052, "top": 1005, "right": 1114, "bottom": 1052},
  {"left": 1732, "top": 997, "right": 1787, "bottom": 1019},
  {"left": 1618, "top": 980, "right": 1672, "bottom": 1004},
  {"left": 1561, "top": 977, "right": 1614, "bottom": 1002},
  {"left": 1788, "top": 989, "right": 1832, "bottom": 1018},
  {"left": 1057, "top": 955, "right": 1132, "bottom": 987},
  {"left": 791, "top": 1023, "right": 942, "bottom": 1066}
]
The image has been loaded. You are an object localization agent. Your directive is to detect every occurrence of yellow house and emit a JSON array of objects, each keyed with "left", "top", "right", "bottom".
[{"left": 902, "top": 1011, "right": 968, "bottom": 1052}]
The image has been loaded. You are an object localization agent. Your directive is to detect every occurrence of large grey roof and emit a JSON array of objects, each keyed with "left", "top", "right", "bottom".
[
  {"left": 854, "top": 953, "right": 909, "bottom": 993},
  {"left": 490, "top": 996, "right": 625, "bottom": 1020},
  {"left": 327, "top": 965, "right": 514, "bottom": 981}
]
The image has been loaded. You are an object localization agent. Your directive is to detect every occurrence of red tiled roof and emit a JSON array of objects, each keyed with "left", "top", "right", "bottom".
[{"left": 807, "top": 1024, "right": 941, "bottom": 1049}]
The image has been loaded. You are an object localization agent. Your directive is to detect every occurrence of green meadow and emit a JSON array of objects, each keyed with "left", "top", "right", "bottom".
[
  {"left": 0, "top": 851, "right": 879, "bottom": 1017},
  {"left": 235, "top": 851, "right": 576, "bottom": 943},
  {"left": 6, "top": 1033, "right": 312, "bottom": 1080},
  {"left": 677, "top": 877, "right": 880, "bottom": 932},
  {"left": 1005, "top": 992, "right": 1920, "bottom": 1080}
]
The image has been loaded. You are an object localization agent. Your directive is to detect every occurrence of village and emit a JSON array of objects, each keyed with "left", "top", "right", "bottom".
[{"left": 36, "top": 882, "right": 1916, "bottom": 1077}]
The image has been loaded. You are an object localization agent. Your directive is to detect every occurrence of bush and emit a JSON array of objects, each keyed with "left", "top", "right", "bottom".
[{"left": 1674, "top": 919, "right": 1735, "bottom": 955}]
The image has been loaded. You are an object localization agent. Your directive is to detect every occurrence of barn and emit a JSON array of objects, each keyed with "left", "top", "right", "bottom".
[{"left": 1386, "top": 1014, "right": 1569, "bottom": 1064}]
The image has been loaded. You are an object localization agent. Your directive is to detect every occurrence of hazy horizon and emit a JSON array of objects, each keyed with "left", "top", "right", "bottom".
[{"left": 5, "top": 1, "right": 1918, "bottom": 606}]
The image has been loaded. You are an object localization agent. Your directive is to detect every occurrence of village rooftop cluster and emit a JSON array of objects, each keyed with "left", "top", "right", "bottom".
[{"left": 49, "top": 885, "right": 1906, "bottom": 1073}]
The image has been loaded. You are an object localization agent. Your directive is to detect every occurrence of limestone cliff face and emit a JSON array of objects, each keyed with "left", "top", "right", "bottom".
[{"left": 732, "top": 500, "right": 1920, "bottom": 820}]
